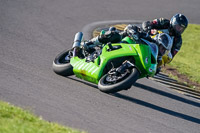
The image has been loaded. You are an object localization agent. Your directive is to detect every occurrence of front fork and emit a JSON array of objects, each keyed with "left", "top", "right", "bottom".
[{"left": 110, "top": 60, "right": 135, "bottom": 75}]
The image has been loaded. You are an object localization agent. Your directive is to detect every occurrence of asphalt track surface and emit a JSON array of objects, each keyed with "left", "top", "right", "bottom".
[{"left": 0, "top": 0, "right": 200, "bottom": 133}]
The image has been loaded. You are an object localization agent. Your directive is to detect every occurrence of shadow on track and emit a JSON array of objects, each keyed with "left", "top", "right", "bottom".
[
  {"left": 134, "top": 83, "right": 200, "bottom": 108},
  {"left": 65, "top": 76, "right": 200, "bottom": 108},
  {"left": 152, "top": 79, "right": 200, "bottom": 98},
  {"left": 64, "top": 76, "right": 200, "bottom": 123},
  {"left": 66, "top": 76, "right": 98, "bottom": 89},
  {"left": 111, "top": 93, "right": 200, "bottom": 124}
]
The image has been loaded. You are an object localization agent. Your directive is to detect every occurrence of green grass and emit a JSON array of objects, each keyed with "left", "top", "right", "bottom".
[
  {"left": 0, "top": 101, "right": 85, "bottom": 133},
  {"left": 169, "top": 24, "right": 200, "bottom": 83}
]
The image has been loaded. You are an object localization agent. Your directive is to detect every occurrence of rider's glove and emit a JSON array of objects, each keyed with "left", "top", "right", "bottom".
[
  {"left": 125, "top": 25, "right": 141, "bottom": 41},
  {"left": 129, "top": 29, "right": 140, "bottom": 40},
  {"left": 124, "top": 24, "right": 137, "bottom": 32}
]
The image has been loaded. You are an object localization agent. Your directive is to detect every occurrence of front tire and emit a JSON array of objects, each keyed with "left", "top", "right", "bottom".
[
  {"left": 98, "top": 68, "right": 139, "bottom": 93},
  {"left": 52, "top": 49, "right": 74, "bottom": 76}
]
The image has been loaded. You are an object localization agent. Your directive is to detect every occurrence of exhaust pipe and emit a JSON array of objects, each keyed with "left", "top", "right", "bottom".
[
  {"left": 72, "top": 32, "right": 83, "bottom": 57},
  {"left": 73, "top": 32, "right": 83, "bottom": 48}
]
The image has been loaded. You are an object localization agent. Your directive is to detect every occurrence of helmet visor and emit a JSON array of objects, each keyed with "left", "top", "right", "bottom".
[{"left": 174, "top": 24, "right": 185, "bottom": 34}]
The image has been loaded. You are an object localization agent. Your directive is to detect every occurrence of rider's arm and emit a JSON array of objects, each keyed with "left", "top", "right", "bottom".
[
  {"left": 171, "top": 36, "right": 182, "bottom": 57},
  {"left": 84, "top": 29, "right": 122, "bottom": 49},
  {"left": 139, "top": 32, "right": 157, "bottom": 43},
  {"left": 142, "top": 18, "right": 170, "bottom": 32},
  {"left": 120, "top": 24, "right": 157, "bottom": 43}
]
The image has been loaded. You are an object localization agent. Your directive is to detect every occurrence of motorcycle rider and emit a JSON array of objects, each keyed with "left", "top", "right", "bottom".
[
  {"left": 142, "top": 13, "right": 188, "bottom": 60},
  {"left": 85, "top": 14, "right": 188, "bottom": 59}
]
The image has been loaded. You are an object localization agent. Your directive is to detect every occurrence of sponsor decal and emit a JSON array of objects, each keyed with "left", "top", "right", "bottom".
[
  {"left": 145, "top": 57, "right": 148, "bottom": 64},
  {"left": 128, "top": 45, "right": 133, "bottom": 51}
]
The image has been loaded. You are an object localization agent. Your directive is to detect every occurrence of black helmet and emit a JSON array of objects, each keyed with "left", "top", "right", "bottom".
[{"left": 170, "top": 14, "right": 188, "bottom": 35}]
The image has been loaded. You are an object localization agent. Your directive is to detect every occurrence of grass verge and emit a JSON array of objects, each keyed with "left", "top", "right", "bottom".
[
  {"left": 162, "top": 24, "right": 200, "bottom": 92},
  {"left": 0, "top": 101, "right": 85, "bottom": 133},
  {"left": 170, "top": 24, "right": 200, "bottom": 83}
]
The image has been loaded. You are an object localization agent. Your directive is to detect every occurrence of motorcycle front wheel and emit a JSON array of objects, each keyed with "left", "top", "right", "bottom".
[
  {"left": 98, "top": 68, "right": 139, "bottom": 93},
  {"left": 52, "top": 49, "right": 74, "bottom": 76}
]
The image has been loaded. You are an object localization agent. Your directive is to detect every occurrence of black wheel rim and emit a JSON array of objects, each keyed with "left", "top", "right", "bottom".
[
  {"left": 57, "top": 51, "right": 72, "bottom": 64},
  {"left": 104, "top": 69, "right": 130, "bottom": 85}
]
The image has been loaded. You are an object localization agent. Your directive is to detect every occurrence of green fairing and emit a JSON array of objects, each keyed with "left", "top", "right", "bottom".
[
  {"left": 70, "top": 37, "right": 157, "bottom": 84},
  {"left": 122, "top": 36, "right": 136, "bottom": 44}
]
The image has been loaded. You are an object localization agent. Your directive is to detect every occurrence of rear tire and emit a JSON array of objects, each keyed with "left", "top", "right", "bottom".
[
  {"left": 52, "top": 49, "right": 74, "bottom": 76},
  {"left": 98, "top": 68, "right": 139, "bottom": 93}
]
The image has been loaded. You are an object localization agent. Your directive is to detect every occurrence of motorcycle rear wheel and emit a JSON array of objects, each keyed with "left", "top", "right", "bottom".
[
  {"left": 98, "top": 68, "right": 139, "bottom": 93},
  {"left": 52, "top": 49, "right": 74, "bottom": 76}
]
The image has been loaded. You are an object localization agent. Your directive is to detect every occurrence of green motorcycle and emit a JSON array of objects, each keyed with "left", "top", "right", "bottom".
[{"left": 53, "top": 32, "right": 158, "bottom": 93}]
